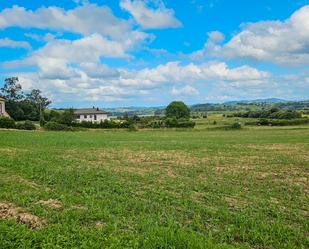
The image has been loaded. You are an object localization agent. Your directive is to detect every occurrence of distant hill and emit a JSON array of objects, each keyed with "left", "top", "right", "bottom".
[
  {"left": 101, "top": 99, "right": 309, "bottom": 117},
  {"left": 224, "top": 98, "right": 288, "bottom": 104},
  {"left": 104, "top": 106, "right": 164, "bottom": 117}
]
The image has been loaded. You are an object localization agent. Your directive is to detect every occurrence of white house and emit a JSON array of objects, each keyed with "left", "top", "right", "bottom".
[
  {"left": 74, "top": 107, "right": 108, "bottom": 123},
  {"left": 0, "top": 97, "right": 10, "bottom": 117}
]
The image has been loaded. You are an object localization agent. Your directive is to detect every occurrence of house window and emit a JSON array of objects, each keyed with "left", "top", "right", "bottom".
[
  {"left": 90, "top": 115, "right": 92, "bottom": 119},
  {"left": 84, "top": 115, "right": 87, "bottom": 118},
  {"left": 94, "top": 115, "right": 97, "bottom": 120}
]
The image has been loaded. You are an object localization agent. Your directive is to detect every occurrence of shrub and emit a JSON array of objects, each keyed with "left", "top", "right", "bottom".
[
  {"left": 258, "top": 118, "right": 269, "bottom": 125},
  {"left": 245, "top": 118, "right": 309, "bottom": 126},
  {"left": 128, "top": 123, "right": 138, "bottom": 131},
  {"left": 16, "top": 121, "right": 36, "bottom": 130},
  {"left": 176, "top": 119, "right": 195, "bottom": 128},
  {"left": 165, "top": 117, "right": 195, "bottom": 128},
  {"left": 57, "top": 109, "right": 75, "bottom": 125},
  {"left": 230, "top": 122, "right": 242, "bottom": 129},
  {"left": 0, "top": 117, "right": 15, "bottom": 129},
  {"left": 39, "top": 114, "right": 46, "bottom": 127},
  {"left": 44, "top": 121, "right": 71, "bottom": 131},
  {"left": 232, "top": 110, "right": 302, "bottom": 119}
]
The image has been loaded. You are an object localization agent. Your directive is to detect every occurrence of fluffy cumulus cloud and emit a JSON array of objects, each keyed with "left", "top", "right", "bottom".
[
  {"left": 171, "top": 85, "right": 199, "bottom": 96},
  {"left": 122, "top": 61, "right": 270, "bottom": 86},
  {"left": 120, "top": 0, "right": 182, "bottom": 29},
  {"left": 192, "top": 5, "right": 309, "bottom": 65},
  {"left": 0, "top": 38, "right": 31, "bottom": 50},
  {"left": 11, "top": 60, "right": 272, "bottom": 104},
  {"left": 0, "top": 4, "right": 139, "bottom": 40}
]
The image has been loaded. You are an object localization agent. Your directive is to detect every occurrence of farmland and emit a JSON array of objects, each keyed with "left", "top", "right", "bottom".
[{"left": 0, "top": 124, "right": 308, "bottom": 248}]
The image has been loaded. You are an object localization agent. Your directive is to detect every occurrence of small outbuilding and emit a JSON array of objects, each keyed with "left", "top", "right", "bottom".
[
  {"left": 74, "top": 107, "right": 108, "bottom": 123},
  {"left": 0, "top": 97, "right": 10, "bottom": 118}
]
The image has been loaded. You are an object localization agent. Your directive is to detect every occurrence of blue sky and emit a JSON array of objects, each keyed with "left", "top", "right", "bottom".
[{"left": 1, "top": 0, "right": 309, "bottom": 107}]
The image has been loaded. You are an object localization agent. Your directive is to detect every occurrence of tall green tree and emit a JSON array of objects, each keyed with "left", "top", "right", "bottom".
[
  {"left": 1, "top": 77, "right": 51, "bottom": 121},
  {"left": 0, "top": 77, "right": 24, "bottom": 100},
  {"left": 166, "top": 101, "right": 191, "bottom": 119},
  {"left": 26, "top": 89, "right": 52, "bottom": 112}
]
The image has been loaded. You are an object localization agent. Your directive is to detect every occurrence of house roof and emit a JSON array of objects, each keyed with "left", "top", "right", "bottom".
[
  {"left": 74, "top": 108, "right": 108, "bottom": 115},
  {"left": 0, "top": 96, "right": 5, "bottom": 101}
]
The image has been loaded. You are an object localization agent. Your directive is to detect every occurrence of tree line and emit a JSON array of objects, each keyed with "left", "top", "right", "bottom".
[{"left": 0, "top": 77, "right": 51, "bottom": 121}]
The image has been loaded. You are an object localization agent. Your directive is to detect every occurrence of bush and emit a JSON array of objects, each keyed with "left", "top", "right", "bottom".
[
  {"left": 44, "top": 121, "right": 71, "bottom": 131},
  {"left": 57, "top": 109, "right": 75, "bottom": 125},
  {"left": 128, "top": 123, "right": 138, "bottom": 131},
  {"left": 230, "top": 122, "right": 242, "bottom": 129},
  {"left": 0, "top": 117, "right": 15, "bottom": 129},
  {"left": 232, "top": 110, "right": 302, "bottom": 120},
  {"left": 39, "top": 115, "right": 46, "bottom": 127},
  {"left": 165, "top": 117, "right": 195, "bottom": 128},
  {"left": 16, "top": 121, "right": 36, "bottom": 130},
  {"left": 245, "top": 118, "right": 309, "bottom": 126}
]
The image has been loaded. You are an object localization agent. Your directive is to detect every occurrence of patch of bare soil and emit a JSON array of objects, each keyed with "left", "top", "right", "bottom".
[
  {"left": 213, "top": 155, "right": 268, "bottom": 175},
  {"left": 0, "top": 167, "right": 50, "bottom": 192},
  {"left": 95, "top": 221, "right": 104, "bottom": 229},
  {"left": 71, "top": 204, "right": 87, "bottom": 210},
  {"left": 224, "top": 196, "right": 248, "bottom": 209},
  {"left": 62, "top": 149, "right": 208, "bottom": 177},
  {"left": 37, "top": 199, "right": 62, "bottom": 209},
  {"left": 0, "top": 202, "right": 45, "bottom": 229},
  {"left": 247, "top": 144, "right": 309, "bottom": 161},
  {"left": 0, "top": 148, "right": 28, "bottom": 156}
]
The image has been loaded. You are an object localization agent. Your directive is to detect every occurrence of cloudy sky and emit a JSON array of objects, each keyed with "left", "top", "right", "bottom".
[{"left": 1, "top": 0, "right": 309, "bottom": 107}]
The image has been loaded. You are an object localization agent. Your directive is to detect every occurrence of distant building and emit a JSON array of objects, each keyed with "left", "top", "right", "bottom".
[
  {"left": 0, "top": 97, "right": 10, "bottom": 118},
  {"left": 74, "top": 107, "right": 108, "bottom": 123}
]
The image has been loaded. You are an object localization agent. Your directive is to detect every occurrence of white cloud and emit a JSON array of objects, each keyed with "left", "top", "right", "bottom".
[
  {"left": 24, "top": 32, "right": 57, "bottom": 42},
  {"left": 0, "top": 4, "right": 148, "bottom": 42},
  {"left": 9, "top": 60, "right": 271, "bottom": 105},
  {"left": 192, "top": 5, "right": 309, "bottom": 65},
  {"left": 122, "top": 61, "right": 270, "bottom": 87},
  {"left": 171, "top": 85, "right": 199, "bottom": 96},
  {"left": 0, "top": 38, "right": 31, "bottom": 50},
  {"left": 3, "top": 32, "right": 148, "bottom": 73},
  {"left": 120, "top": 0, "right": 182, "bottom": 29}
]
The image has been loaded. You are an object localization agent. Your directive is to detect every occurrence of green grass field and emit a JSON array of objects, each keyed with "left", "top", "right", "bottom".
[{"left": 0, "top": 127, "right": 308, "bottom": 248}]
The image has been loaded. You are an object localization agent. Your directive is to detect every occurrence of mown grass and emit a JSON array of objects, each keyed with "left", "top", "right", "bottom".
[{"left": 0, "top": 127, "right": 308, "bottom": 248}]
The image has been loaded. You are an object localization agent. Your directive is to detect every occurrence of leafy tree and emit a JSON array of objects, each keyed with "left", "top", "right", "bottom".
[
  {"left": 1, "top": 78, "right": 51, "bottom": 121},
  {"left": 1, "top": 77, "right": 23, "bottom": 100},
  {"left": 26, "top": 89, "right": 51, "bottom": 112},
  {"left": 166, "top": 101, "right": 190, "bottom": 119}
]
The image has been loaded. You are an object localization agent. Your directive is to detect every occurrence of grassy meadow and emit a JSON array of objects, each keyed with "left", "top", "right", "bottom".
[{"left": 0, "top": 122, "right": 308, "bottom": 248}]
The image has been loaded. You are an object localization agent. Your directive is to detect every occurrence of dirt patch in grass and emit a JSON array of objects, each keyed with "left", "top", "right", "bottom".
[
  {"left": 191, "top": 191, "right": 204, "bottom": 201},
  {"left": 247, "top": 144, "right": 309, "bottom": 161},
  {"left": 0, "top": 168, "right": 50, "bottom": 192},
  {"left": 95, "top": 221, "right": 104, "bottom": 229},
  {"left": 37, "top": 199, "right": 62, "bottom": 209},
  {"left": 71, "top": 204, "right": 87, "bottom": 210},
  {"left": 62, "top": 149, "right": 208, "bottom": 177},
  {"left": 0, "top": 147, "right": 29, "bottom": 156},
  {"left": 224, "top": 196, "right": 249, "bottom": 209},
  {"left": 0, "top": 202, "right": 45, "bottom": 229},
  {"left": 213, "top": 155, "right": 269, "bottom": 175}
]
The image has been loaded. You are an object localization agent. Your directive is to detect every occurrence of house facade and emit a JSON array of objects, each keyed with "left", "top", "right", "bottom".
[
  {"left": 0, "top": 97, "right": 10, "bottom": 117},
  {"left": 74, "top": 108, "right": 108, "bottom": 123}
]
